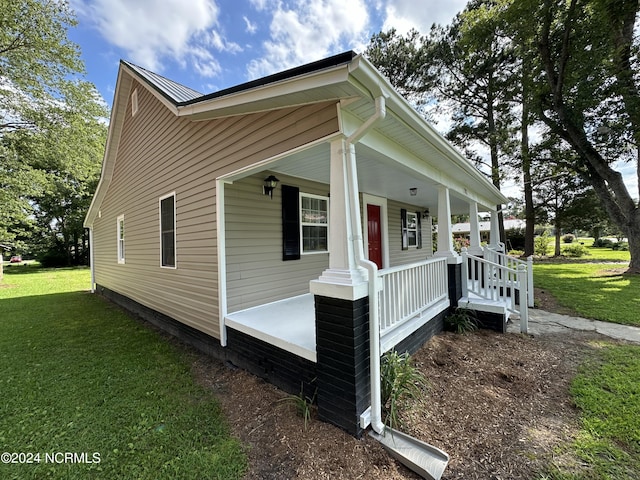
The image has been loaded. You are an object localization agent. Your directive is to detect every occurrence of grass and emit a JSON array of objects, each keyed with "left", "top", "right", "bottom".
[
  {"left": 0, "top": 267, "right": 246, "bottom": 479},
  {"left": 543, "top": 344, "right": 640, "bottom": 480},
  {"left": 533, "top": 242, "right": 637, "bottom": 326},
  {"left": 532, "top": 240, "right": 640, "bottom": 479}
]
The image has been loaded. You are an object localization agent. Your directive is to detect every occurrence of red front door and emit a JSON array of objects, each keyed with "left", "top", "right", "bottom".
[{"left": 367, "top": 204, "right": 383, "bottom": 269}]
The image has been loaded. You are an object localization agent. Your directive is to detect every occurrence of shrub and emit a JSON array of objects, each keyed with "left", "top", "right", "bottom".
[
  {"left": 445, "top": 307, "right": 479, "bottom": 334},
  {"left": 453, "top": 236, "right": 470, "bottom": 253},
  {"left": 561, "top": 243, "right": 590, "bottom": 258},
  {"left": 562, "top": 234, "right": 575, "bottom": 243},
  {"left": 612, "top": 242, "right": 629, "bottom": 251},
  {"left": 593, "top": 238, "right": 614, "bottom": 248},
  {"left": 534, "top": 231, "right": 552, "bottom": 256},
  {"left": 505, "top": 228, "right": 525, "bottom": 250},
  {"left": 380, "top": 351, "right": 427, "bottom": 429},
  {"left": 39, "top": 250, "right": 69, "bottom": 268},
  {"left": 508, "top": 249, "right": 525, "bottom": 257}
]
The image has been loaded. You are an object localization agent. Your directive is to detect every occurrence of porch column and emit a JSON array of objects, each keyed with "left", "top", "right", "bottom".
[
  {"left": 468, "top": 201, "right": 484, "bottom": 256},
  {"left": 434, "top": 185, "right": 459, "bottom": 261},
  {"left": 488, "top": 209, "right": 502, "bottom": 251},
  {"left": 310, "top": 138, "right": 368, "bottom": 300}
]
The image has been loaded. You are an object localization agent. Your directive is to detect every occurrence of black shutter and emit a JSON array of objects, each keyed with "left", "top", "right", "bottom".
[
  {"left": 401, "top": 208, "right": 408, "bottom": 250},
  {"left": 416, "top": 212, "right": 422, "bottom": 249},
  {"left": 282, "top": 185, "right": 300, "bottom": 260}
]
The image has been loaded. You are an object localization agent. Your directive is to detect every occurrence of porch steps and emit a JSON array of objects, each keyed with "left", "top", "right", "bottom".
[
  {"left": 458, "top": 296, "right": 508, "bottom": 315},
  {"left": 370, "top": 428, "right": 449, "bottom": 480}
]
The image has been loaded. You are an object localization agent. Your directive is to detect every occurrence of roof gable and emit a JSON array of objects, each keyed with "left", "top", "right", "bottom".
[{"left": 122, "top": 61, "right": 203, "bottom": 104}]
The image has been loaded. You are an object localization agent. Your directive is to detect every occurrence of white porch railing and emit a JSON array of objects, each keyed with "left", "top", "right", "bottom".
[
  {"left": 461, "top": 248, "right": 530, "bottom": 333},
  {"left": 376, "top": 257, "right": 449, "bottom": 351},
  {"left": 484, "top": 245, "right": 534, "bottom": 307}
]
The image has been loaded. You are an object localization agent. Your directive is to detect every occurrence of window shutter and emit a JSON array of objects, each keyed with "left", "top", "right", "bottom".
[
  {"left": 401, "top": 208, "right": 408, "bottom": 250},
  {"left": 282, "top": 185, "right": 300, "bottom": 260},
  {"left": 416, "top": 212, "right": 423, "bottom": 249}
]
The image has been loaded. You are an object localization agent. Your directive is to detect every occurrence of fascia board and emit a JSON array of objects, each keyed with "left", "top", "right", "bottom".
[
  {"left": 346, "top": 55, "right": 509, "bottom": 206},
  {"left": 84, "top": 69, "right": 133, "bottom": 227},
  {"left": 177, "top": 65, "right": 353, "bottom": 120}
]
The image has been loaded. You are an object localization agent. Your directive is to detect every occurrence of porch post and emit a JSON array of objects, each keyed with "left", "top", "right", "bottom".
[
  {"left": 468, "top": 201, "right": 484, "bottom": 256},
  {"left": 488, "top": 209, "right": 502, "bottom": 251},
  {"left": 434, "top": 185, "right": 459, "bottom": 261},
  {"left": 310, "top": 138, "right": 368, "bottom": 300}
]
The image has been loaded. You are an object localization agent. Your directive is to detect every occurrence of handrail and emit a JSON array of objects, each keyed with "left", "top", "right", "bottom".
[
  {"left": 461, "top": 248, "right": 529, "bottom": 333},
  {"left": 484, "top": 246, "right": 534, "bottom": 307}
]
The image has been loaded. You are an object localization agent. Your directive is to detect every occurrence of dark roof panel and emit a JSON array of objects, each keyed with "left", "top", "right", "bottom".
[{"left": 122, "top": 61, "right": 203, "bottom": 104}]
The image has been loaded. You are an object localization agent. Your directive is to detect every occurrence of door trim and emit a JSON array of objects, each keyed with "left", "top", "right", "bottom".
[{"left": 362, "top": 194, "right": 389, "bottom": 269}]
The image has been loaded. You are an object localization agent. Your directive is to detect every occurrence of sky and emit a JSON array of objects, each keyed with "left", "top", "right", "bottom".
[
  {"left": 67, "top": 0, "right": 467, "bottom": 106},
  {"left": 65, "top": 0, "right": 637, "bottom": 198}
]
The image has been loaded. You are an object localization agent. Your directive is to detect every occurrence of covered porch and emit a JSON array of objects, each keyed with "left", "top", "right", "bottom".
[{"left": 218, "top": 93, "right": 513, "bottom": 361}]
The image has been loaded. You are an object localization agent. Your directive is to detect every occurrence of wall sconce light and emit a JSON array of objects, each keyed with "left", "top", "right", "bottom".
[
  {"left": 422, "top": 209, "right": 430, "bottom": 219},
  {"left": 409, "top": 187, "right": 417, "bottom": 196},
  {"left": 263, "top": 175, "right": 280, "bottom": 199}
]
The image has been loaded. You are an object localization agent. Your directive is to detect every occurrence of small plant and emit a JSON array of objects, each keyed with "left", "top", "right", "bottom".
[
  {"left": 562, "top": 233, "right": 575, "bottom": 244},
  {"left": 380, "top": 351, "right": 427, "bottom": 429},
  {"left": 445, "top": 307, "right": 479, "bottom": 334},
  {"left": 278, "top": 383, "right": 316, "bottom": 431}
]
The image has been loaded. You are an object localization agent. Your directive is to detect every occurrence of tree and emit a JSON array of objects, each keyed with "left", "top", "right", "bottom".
[
  {"left": 367, "top": 1, "right": 522, "bottom": 244},
  {"left": 508, "top": 0, "right": 640, "bottom": 272},
  {"left": 0, "top": 0, "right": 108, "bottom": 265}
]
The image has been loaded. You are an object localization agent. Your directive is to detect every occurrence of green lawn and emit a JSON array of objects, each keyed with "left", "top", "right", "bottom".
[
  {"left": 534, "top": 254, "right": 638, "bottom": 326},
  {"left": 532, "top": 245, "right": 640, "bottom": 479},
  {"left": 0, "top": 267, "right": 246, "bottom": 480},
  {"left": 544, "top": 344, "right": 640, "bottom": 480}
]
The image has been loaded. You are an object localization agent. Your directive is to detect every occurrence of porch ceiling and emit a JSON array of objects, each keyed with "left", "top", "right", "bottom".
[{"left": 269, "top": 143, "right": 475, "bottom": 215}]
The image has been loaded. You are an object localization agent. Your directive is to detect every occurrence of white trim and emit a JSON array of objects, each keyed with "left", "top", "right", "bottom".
[
  {"left": 299, "top": 191, "right": 329, "bottom": 255},
  {"left": 159, "top": 191, "right": 177, "bottom": 269},
  {"left": 362, "top": 194, "right": 389, "bottom": 269},
  {"left": 216, "top": 179, "right": 229, "bottom": 347},
  {"left": 116, "top": 214, "right": 125, "bottom": 264},
  {"left": 89, "top": 228, "right": 95, "bottom": 293}
]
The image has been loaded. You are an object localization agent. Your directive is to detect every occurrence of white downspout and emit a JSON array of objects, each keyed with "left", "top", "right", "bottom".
[{"left": 344, "top": 96, "right": 386, "bottom": 434}]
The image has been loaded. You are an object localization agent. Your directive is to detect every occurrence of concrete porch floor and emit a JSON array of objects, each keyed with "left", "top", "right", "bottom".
[{"left": 224, "top": 293, "right": 317, "bottom": 362}]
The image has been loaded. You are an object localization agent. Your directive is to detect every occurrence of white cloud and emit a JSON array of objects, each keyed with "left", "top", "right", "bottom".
[
  {"left": 243, "top": 16, "right": 258, "bottom": 34},
  {"left": 382, "top": 0, "right": 467, "bottom": 34},
  {"left": 247, "top": 0, "right": 370, "bottom": 79},
  {"left": 74, "top": 0, "right": 228, "bottom": 77}
]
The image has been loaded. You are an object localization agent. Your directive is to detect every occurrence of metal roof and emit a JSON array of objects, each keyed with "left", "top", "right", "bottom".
[
  {"left": 122, "top": 51, "right": 357, "bottom": 108},
  {"left": 122, "top": 61, "right": 203, "bottom": 104}
]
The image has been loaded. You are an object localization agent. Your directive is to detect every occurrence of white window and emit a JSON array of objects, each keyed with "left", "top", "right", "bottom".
[
  {"left": 159, "top": 193, "right": 176, "bottom": 268},
  {"left": 300, "top": 193, "right": 328, "bottom": 254},
  {"left": 117, "top": 215, "right": 125, "bottom": 264},
  {"left": 406, "top": 211, "right": 418, "bottom": 248}
]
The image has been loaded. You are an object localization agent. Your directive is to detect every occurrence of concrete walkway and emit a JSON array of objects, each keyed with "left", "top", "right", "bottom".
[{"left": 507, "top": 309, "right": 640, "bottom": 344}]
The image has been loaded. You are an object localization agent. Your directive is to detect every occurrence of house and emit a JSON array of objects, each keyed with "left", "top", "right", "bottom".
[
  {"left": 84, "top": 51, "right": 529, "bottom": 440},
  {"left": 453, "top": 218, "right": 527, "bottom": 243}
]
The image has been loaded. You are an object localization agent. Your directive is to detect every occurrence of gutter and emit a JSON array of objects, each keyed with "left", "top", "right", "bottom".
[{"left": 343, "top": 95, "right": 387, "bottom": 434}]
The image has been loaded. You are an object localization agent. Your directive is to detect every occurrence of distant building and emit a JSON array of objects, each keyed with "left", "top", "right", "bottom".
[{"left": 452, "top": 219, "right": 526, "bottom": 242}]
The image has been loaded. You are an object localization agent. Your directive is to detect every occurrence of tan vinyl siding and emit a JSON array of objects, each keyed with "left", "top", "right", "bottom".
[
  {"left": 387, "top": 199, "right": 433, "bottom": 267},
  {"left": 92, "top": 79, "right": 339, "bottom": 339},
  {"left": 225, "top": 173, "right": 329, "bottom": 313}
]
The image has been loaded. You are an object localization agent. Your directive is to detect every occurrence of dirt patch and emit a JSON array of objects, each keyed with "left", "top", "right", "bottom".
[{"left": 192, "top": 316, "right": 610, "bottom": 479}]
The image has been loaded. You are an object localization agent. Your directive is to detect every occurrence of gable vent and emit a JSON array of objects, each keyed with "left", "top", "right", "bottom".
[{"left": 131, "top": 89, "right": 139, "bottom": 117}]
